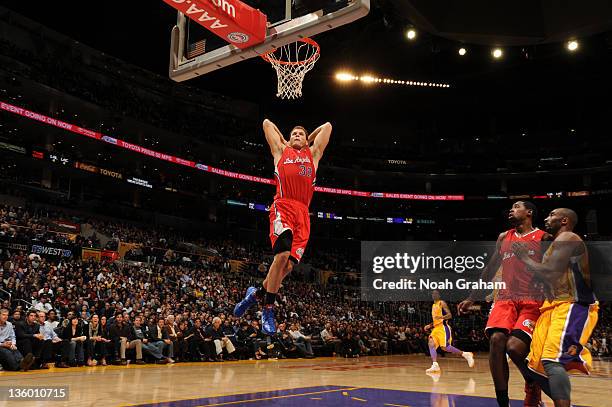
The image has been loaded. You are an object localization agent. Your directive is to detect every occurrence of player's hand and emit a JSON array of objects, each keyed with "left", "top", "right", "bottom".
[
  {"left": 511, "top": 242, "right": 529, "bottom": 261},
  {"left": 424, "top": 324, "right": 432, "bottom": 331},
  {"left": 457, "top": 299, "right": 473, "bottom": 314}
]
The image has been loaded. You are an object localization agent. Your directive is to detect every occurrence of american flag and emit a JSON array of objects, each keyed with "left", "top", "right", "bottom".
[{"left": 186, "top": 39, "right": 206, "bottom": 59}]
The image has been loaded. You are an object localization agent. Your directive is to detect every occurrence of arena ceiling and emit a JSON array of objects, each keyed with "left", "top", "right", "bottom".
[
  {"left": 386, "top": 0, "right": 612, "bottom": 46},
  {"left": 4, "top": 1, "right": 612, "bottom": 148}
]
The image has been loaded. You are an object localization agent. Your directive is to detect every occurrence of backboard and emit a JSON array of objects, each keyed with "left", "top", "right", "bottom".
[{"left": 168, "top": 0, "right": 370, "bottom": 82}]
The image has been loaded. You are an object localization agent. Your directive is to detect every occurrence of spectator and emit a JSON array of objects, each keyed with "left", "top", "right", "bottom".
[
  {"left": 10, "top": 309, "right": 22, "bottom": 324},
  {"left": 87, "top": 314, "right": 111, "bottom": 366},
  {"left": 149, "top": 318, "right": 175, "bottom": 363},
  {"left": 186, "top": 318, "right": 215, "bottom": 362},
  {"left": 320, "top": 323, "right": 342, "bottom": 356},
  {"left": 34, "top": 296, "right": 53, "bottom": 313},
  {"left": 132, "top": 316, "right": 168, "bottom": 364},
  {"left": 0, "top": 308, "right": 33, "bottom": 371},
  {"left": 207, "top": 317, "right": 237, "bottom": 361},
  {"left": 46, "top": 309, "right": 59, "bottom": 330},
  {"left": 174, "top": 320, "right": 190, "bottom": 362},
  {"left": 15, "top": 309, "right": 52, "bottom": 369},
  {"left": 289, "top": 323, "right": 314, "bottom": 358},
  {"left": 99, "top": 316, "right": 113, "bottom": 364},
  {"left": 37, "top": 311, "right": 62, "bottom": 368},
  {"left": 109, "top": 313, "right": 144, "bottom": 365},
  {"left": 59, "top": 315, "right": 87, "bottom": 367}
]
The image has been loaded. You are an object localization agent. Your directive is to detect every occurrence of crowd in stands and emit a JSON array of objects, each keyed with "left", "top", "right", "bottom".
[{"left": 0, "top": 201, "right": 609, "bottom": 373}]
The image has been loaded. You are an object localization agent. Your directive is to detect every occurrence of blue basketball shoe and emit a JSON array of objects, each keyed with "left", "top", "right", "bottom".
[{"left": 233, "top": 286, "right": 258, "bottom": 317}]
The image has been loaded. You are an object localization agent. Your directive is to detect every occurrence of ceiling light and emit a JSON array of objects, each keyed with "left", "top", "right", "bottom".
[
  {"left": 335, "top": 72, "right": 354, "bottom": 81},
  {"left": 566, "top": 40, "right": 579, "bottom": 52}
]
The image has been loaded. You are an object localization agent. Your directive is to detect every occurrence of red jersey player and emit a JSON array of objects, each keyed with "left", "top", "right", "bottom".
[
  {"left": 233, "top": 118, "right": 332, "bottom": 335},
  {"left": 459, "top": 201, "right": 551, "bottom": 407}
]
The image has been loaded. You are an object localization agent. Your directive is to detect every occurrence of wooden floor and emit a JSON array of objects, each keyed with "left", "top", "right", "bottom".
[{"left": 0, "top": 354, "right": 609, "bottom": 406}]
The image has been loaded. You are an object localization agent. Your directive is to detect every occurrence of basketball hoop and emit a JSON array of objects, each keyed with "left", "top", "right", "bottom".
[{"left": 261, "top": 38, "right": 320, "bottom": 99}]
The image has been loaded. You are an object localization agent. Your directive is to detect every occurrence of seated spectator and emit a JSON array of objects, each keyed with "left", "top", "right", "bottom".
[
  {"left": 46, "top": 309, "right": 59, "bottom": 330},
  {"left": 58, "top": 316, "right": 87, "bottom": 367},
  {"left": 165, "top": 315, "right": 179, "bottom": 343},
  {"left": 289, "top": 323, "right": 314, "bottom": 358},
  {"left": 10, "top": 309, "right": 22, "bottom": 324},
  {"left": 132, "top": 316, "right": 169, "bottom": 364},
  {"left": 34, "top": 296, "right": 53, "bottom": 313},
  {"left": 206, "top": 317, "right": 237, "bottom": 361},
  {"left": 276, "top": 323, "right": 302, "bottom": 358},
  {"left": 148, "top": 318, "right": 175, "bottom": 363},
  {"left": 320, "top": 323, "right": 342, "bottom": 356},
  {"left": 15, "top": 309, "right": 52, "bottom": 369},
  {"left": 174, "top": 320, "right": 190, "bottom": 362},
  {"left": 109, "top": 313, "right": 144, "bottom": 365},
  {"left": 87, "top": 314, "right": 111, "bottom": 366},
  {"left": 0, "top": 308, "right": 33, "bottom": 371},
  {"left": 37, "top": 311, "right": 62, "bottom": 368},
  {"left": 340, "top": 326, "right": 360, "bottom": 358},
  {"left": 236, "top": 321, "right": 262, "bottom": 360},
  {"left": 99, "top": 316, "right": 113, "bottom": 364},
  {"left": 185, "top": 318, "right": 215, "bottom": 362}
]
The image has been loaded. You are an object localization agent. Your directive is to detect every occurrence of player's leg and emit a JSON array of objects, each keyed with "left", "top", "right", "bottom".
[
  {"left": 538, "top": 302, "right": 599, "bottom": 407},
  {"left": 259, "top": 227, "right": 297, "bottom": 334},
  {"left": 507, "top": 331, "right": 550, "bottom": 405},
  {"left": 262, "top": 248, "right": 291, "bottom": 295},
  {"left": 234, "top": 202, "right": 294, "bottom": 318},
  {"left": 426, "top": 333, "right": 441, "bottom": 373},
  {"left": 485, "top": 301, "right": 517, "bottom": 407},
  {"left": 506, "top": 301, "right": 549, "bottom": 406},
  {"left": 488, "top": 330, "right": 510, "bottom": 407},
  {"left": 439, "top": 325, "right": 474, "bottom": 367},
  {"left": 441, "top": 345, "right": 474, "bottom": 366},
  {"left": 263, "top": 255, "right": 293, "bottom": 289},
  {"left": 542, "top": 361, "right": 571, "bottom": 407}
]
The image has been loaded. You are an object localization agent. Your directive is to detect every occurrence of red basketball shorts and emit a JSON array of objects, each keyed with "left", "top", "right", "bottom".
[
  {"left": 269, "top": 198, "right": 310, "bottom": 263},
  {"left": 485, "top": 299, "right": 541, "bottom": 337}
]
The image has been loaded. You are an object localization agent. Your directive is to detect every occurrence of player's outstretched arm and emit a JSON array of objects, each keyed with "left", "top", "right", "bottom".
[
  {"left": 310, "top": 122, "right": 332, "bottom": 164},
  {"left": 263, "top": 119, "right": 286, "bottom": 160},
  {"left": 458, "top": 231, "right": 506, "bottom": 314}
]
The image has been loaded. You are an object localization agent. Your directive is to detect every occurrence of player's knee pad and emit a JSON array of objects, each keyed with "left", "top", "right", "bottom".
[
  {"left": 542, "top": 361, "right": 571, "bottom": 400},
  {"left": 273, "top": 230, "right": 293, "bottom": 255}
]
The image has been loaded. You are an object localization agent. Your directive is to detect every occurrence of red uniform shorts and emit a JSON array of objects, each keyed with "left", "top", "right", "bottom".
[
  {"left": 485, "top": 299, "right": 541, "bottom": 337},
  {"left": 269, "top": 198, "right": 310, "bottom": 263}
]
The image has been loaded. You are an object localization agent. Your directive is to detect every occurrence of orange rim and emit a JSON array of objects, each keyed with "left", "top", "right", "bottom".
[{"left": 261, "top": 37, "right": 320, "bottom": 66}]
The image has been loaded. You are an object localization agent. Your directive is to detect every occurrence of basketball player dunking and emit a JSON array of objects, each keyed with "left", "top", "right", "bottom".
[
  {"left": 458, "top": 201, "right": 551, "bottom": 407},
  {"left": 512, "top": 208, "right": 598, "bottom": 407},
  {"left": 233, "top": 119, "right": 332, "bottom": 335}
]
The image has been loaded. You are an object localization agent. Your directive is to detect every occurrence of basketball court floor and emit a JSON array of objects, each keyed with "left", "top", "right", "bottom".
[{"left": 1, "top": 354, "right": 609, "bottom": 406}]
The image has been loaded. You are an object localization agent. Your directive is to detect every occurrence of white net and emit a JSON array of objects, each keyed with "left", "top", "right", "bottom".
[{"left": 262, "top": 38, "right": 320, "bottom": 99}]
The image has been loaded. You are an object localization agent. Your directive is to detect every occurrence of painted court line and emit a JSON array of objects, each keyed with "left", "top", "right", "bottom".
[
  {"left": 196, "top": 388, "right": 361, "bottom": 407},
  {"left": 128, "top": 386, "right": 356, "bottom": 407}
]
